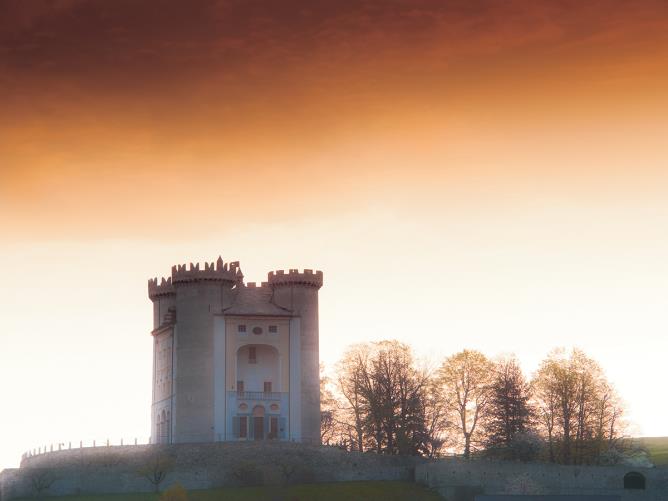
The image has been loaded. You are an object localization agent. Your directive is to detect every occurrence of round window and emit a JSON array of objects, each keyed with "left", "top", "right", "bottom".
[{"left": 252, "top": 326, "right": 263, "bottom": 335}]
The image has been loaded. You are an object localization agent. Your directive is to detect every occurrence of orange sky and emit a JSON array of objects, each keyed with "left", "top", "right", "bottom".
[
  {"left": 2, "top": 0, "right": 668, "bottom": 238},
  {"left": 1, "top": 0, "right": 668, "bottom": 471}
]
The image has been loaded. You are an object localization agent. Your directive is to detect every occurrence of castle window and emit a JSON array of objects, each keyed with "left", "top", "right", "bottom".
[
  {"left": 252, "top": 326, "right": 263, "bottom": 335},
  {"left": 238, "top": 324, "right": 247, "bottom": 333},
  {"left": 264, "top": 381, "right": 272, "bottom": 393},
  {"left": 268, "top": 325, "right": 278, "bottom": 333},
  {"left": 237, "top": 380, "right": 244, "bottom": 393},
  {"left": 248, "top": 347, "right": 257, "bottom": 364},
  {"left": 239, "top": 416, "right": 247, "bottom": 438}
]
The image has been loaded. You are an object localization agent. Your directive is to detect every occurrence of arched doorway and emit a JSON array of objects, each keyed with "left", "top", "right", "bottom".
[
  {"left": 624, "top": 471, "right": 646, "bottom": 489},
  {"left": 252, "top": 405, "right": 265, "bottom": 440}
]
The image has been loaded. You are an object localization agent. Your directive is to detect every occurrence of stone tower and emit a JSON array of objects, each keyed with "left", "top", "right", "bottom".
[{"left": 148, "top": 257, "right": 323, "bottom": 445}]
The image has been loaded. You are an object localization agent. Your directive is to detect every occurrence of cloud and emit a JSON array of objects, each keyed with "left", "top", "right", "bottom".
[
  {"left": 1, "top": 0, "right": 667, "bottom": 240},
  {"left": 1, "top": 0, "right": 665, "bottom": 91}
]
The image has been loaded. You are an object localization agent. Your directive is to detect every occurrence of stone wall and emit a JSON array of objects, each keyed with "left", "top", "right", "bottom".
[
  {"left": 4, "top": 444, "right": 668, "bottom": 501},
  {"left": 415, "top": 457, "right": 668, "bottom": 501},
  {"left": 0, "top": 442, "right": 419, "bottom": 500}
]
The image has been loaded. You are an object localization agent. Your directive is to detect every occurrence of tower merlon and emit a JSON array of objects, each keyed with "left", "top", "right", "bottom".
[
  {"left": 169, "top": 256, "right": 243, "bottom": 285},
  {"left": 267, "top": 269, "right": 323, "bottom": 289},
  {"left": 148, "top": 276, "right": 175, "bottom": 299}
]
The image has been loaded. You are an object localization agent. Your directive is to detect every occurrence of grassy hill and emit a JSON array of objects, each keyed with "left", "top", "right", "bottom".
[
  {"left": 638, "top": 436, "right": 668, "bottom": 466},
  {"left": 16, "top": 481, "right": 442, "bottom": 501}
]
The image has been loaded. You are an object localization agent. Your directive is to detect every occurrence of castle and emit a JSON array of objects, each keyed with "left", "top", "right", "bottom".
[
  {"left": 3, "top": 256, "right": 665, "bottom": 501},
  {"left": 147, "top": 256, "right": 323, "bottom": 445}
]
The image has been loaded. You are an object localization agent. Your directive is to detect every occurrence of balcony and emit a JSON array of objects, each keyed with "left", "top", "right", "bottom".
[{"left": 232, "top": 391, "right": 283, "bottom": 401}]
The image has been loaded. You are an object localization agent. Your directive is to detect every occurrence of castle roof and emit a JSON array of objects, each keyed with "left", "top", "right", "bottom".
[{"left": 224, "top": 284, "right": 292, "bottom": 317}]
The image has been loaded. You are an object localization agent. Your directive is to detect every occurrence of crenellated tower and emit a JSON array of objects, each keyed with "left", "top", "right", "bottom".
[
  {"left": 148, "top": 256, "right": 323, "bottom": 445},
  {"left": 268, "top": 269, "right": 323, "bottom": 445}
]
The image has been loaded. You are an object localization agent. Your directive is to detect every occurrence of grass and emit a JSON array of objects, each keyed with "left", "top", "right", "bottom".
[
  {"left": 638, "top": 436, "right": 668, "bottom": 466},
  {"left": 16, "top": 481, "right": 442, "bottom": 501}
]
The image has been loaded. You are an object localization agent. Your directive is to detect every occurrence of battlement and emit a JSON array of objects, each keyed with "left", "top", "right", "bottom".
[
  {"left": 267, "top": 268, "right": 323, "bottom": 288},
  {"left": 245, "top": 281, "right": 270, "bottom": 289},
  {"left": 148, "top": 257, "right": 243, "bottom": 300},
  {"left": 171, "top": 256, "right": 243, "bottom": 285},
  {"left": 148, "top": 277, "right": 175, "bottom": 299}
]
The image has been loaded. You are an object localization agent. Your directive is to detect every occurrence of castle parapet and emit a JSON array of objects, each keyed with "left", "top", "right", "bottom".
[
  {"left": 171, "top": 257, "right": 243, "bottom": 285},
  {"left": 268, "top": 269, "right": 323, "bottom": 289},
  {"left": 148, "top": 277, "right": 175, "bottom": 299},
  {"left": 149, "top": 257, "right": 243, "bottom": 300}
]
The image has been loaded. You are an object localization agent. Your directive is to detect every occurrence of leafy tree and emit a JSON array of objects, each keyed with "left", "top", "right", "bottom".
[
  {"left": 335, "top": 340, "right": 438, "bottom": 455},
  {"left": 358, "top": 341, "right": 431, "bottom": 455},
  {"left": 331, "top": 342, "right": 629, "bottom": 464},
  {"left": 483, "top": 357, "right": 536, "bottom": 458},
  {"left": 437, "top": 349, "right": 494, "bottom": 458},
  {"left": 532, "top": 348, "right": 626, "bottom": 464}
]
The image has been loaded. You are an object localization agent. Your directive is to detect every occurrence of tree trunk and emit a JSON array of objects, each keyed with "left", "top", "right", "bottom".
[{"left": 464, "top": 433, "right": 471, "bottom": 458}]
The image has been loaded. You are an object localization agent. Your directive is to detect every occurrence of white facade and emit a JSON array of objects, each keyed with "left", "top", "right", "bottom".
[{"left": 148, "top": 258, "right": 322, "bottom": 445}]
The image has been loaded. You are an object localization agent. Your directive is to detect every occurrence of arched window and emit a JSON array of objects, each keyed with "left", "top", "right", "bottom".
[
  {"left": 160, "top": 410, "right": 168, "bottom": 444},
  {"left": 166, "top": 411, "right": 171, "bottom": 443},
  {"left": 624, "top": 471, "right": 646, "bottom": 490}
]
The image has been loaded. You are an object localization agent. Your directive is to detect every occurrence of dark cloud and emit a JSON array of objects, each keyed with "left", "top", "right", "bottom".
[
  {"left": 1, "top": 0, "right": 667, "bottom": 172},
  {"left": 0, "top": 0, "right": 665, "bottom": 126},
  {"left": 1, "top": 0, "right": 665, "bottom": 94}
]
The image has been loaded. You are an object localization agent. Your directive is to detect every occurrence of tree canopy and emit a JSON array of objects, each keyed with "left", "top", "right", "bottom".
[{"left": 322, "top": 342, "right": 629, "bottom": 465}]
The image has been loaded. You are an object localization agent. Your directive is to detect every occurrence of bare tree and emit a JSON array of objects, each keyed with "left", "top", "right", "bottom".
[
  {"left": 27, "top": 468, "right": 57, "bottom": 498},
  {"left": 320, "top": 363, "right": 338, "bottom": 445},
  {"left": 437, "top": 349, "right": 495, "bottom": 458},
  {"left": 532, "top": 358, "right": 559, "bottom": 462},
  {"left": 420, "top": 376, "right": 449, "bottom": 458},
  {"left": 336, "top": 344, "right": 371, "bottom": 451},
  {"left": 137, "top": 447, "right": 175, "bottom": 492}
]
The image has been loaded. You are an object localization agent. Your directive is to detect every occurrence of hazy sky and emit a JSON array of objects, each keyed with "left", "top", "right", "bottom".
[{"left": 1, "top": 0, "right": 667, "bottom": 471}]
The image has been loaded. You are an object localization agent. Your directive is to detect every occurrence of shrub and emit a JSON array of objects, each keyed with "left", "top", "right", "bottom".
[
  {"left": 232, "top": 461, "right": 263, "bottom": 486},
  {"left": 484, "top": 432, "right": 543, "bottom": 462},
  {"left": 160, "top": 483, "right": 189, "bottom": 501}
]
